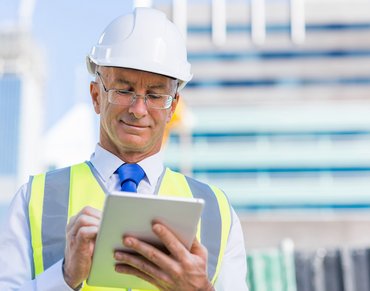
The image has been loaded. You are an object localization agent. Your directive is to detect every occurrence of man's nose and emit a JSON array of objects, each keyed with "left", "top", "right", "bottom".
[{"left": 128, "top": 95, "right": 148, "bottom": 118}]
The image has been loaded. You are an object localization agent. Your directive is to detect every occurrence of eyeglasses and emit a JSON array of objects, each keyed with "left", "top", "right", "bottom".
[{"left": 96, "top": 72, "right": 175, "bottom": 110}]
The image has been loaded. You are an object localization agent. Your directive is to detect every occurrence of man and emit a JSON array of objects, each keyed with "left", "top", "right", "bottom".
[{"left": 0, "top": 7, "right": 247, "bottom": 291}]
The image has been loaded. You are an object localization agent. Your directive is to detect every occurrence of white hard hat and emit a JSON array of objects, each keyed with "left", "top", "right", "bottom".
[{"left": 86, "top": 7, "right": 192, "bottom": 90}]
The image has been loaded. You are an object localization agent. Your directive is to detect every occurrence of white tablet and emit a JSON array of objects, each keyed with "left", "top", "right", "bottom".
[{"left": 86, "top": 191, "right": 205, "bottom": 290}]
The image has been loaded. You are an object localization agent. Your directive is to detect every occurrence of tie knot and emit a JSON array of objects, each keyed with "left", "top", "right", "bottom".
[{"left": 116, "top": 163, "right": 145, "bottom": 192}]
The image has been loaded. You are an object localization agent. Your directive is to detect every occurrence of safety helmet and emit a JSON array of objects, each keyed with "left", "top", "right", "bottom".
[{"left": 86, "top": 7, "right": 192, "bottom": 90}]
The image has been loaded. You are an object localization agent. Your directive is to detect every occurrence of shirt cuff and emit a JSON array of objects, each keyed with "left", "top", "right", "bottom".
[{"left": 35, "top": 259, "right": 78, "bottom": 291}]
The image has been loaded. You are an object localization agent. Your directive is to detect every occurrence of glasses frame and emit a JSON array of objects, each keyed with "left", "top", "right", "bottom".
[{"left": 96, "top": 71, "right": 176, "bottom": 110}]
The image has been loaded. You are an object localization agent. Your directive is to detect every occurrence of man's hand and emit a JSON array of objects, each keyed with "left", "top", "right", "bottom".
[
  {"left": 63, "top": 206, "right": 102, "bottom": 289},
  {"left": 114, "top": 223, "right": 214, "bottom": 291}
]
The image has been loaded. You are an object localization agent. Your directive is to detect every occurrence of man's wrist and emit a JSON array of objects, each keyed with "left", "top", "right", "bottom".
[{"left": 62, "top": 259, "right": 83, "bottom": 291}]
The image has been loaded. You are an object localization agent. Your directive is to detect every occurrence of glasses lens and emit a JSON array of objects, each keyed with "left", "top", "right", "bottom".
[
  {"left": 108, "top": 90, "right": 173, "bottom": 109},
  {"left": 109, "top": 90, "right": 135, "bottom": 106},
  {"left": 146, "top": 94, "right": 173, "bottom": 109}
]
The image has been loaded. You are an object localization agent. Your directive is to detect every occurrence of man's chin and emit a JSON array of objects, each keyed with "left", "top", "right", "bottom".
[{"left": 118, "top": 138, "right": 150, "bottom": 152}]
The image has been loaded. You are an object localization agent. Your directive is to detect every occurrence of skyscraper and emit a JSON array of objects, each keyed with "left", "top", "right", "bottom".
[{"left": 0, "top": 27, "right": 44, "bottom": 204}]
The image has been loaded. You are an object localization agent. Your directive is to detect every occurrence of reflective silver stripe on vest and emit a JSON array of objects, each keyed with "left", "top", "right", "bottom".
[
  {"left": 185, "top": 176, "right": 222, "bottom": 281},
  {"left": 86, "top": 161, "right": 109, "bottom": 193},
  {"left": 42, "top": 167, "right": 71, "bottom": 270}
]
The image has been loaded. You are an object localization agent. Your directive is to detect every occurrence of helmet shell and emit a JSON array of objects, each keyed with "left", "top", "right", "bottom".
[{"left": 87, "top": 7, "right": 192, "bottom": 90}]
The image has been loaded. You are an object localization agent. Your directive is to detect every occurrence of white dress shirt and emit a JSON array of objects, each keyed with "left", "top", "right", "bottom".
[{"left": 0, "top": 144, "right": 248, "bottom": 291}]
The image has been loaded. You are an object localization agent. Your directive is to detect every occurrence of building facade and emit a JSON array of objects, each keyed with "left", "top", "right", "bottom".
[{"left": 0, "top": 27, "right": 44, "bottom": 204}]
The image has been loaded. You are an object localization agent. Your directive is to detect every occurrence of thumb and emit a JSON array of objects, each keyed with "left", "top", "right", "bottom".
[{"left": 190, "top": 238, "right": 208, "bottom": 261}]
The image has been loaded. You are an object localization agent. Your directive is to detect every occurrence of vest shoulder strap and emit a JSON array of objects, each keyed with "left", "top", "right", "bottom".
[
  {"left": 28, "top": 162, "right": 106, "bottom": 276},
  {"left": 29, "top": 165, "right": 73, "bottom": 276}
]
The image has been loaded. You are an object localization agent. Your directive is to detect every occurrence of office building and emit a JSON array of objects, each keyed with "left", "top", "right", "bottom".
[{"left": 0, "top": 27, "right": 44, "bottom": 203}]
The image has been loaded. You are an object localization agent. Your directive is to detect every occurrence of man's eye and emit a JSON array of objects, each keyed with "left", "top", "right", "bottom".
[
  {"left": 116, "top": 90, "right": 132, "bottom": 96},
  {"left": 147, "top": 94, "right": 163, "bottom": 100}
]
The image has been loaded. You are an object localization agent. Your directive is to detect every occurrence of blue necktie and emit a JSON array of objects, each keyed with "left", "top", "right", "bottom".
[{"left": 116, "top": 163, "right": 145, "bottom": 192}]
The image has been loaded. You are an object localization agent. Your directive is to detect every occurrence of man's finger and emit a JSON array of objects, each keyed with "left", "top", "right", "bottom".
[
  {"left": 190, "top": 238, "right": 208, "bottom": 261},
  {"left": 114, "top": 251, "right": 172, "bottom": 286},
  {"left": 66, "top": 207, "right": 101, "bottom": 233},
  {"left": 75, "top": 225, "right": 99, "bottom": 243},
  {"left": 69, "top": 214, "right": 100, "bottom": 238},
  {"left": 152, "top": 223, "right": 188, "bottom": 261},
  {"left": 122, "top": 236, "right": 181, "bottom": 277},
  {"left": 79, "top": 206, "right": 102, "bottom": 219}
]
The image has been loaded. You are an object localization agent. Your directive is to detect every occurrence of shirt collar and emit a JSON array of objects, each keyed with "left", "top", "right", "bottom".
[{"left": 90, "top": 144, "right": 164, "bottom": 187}]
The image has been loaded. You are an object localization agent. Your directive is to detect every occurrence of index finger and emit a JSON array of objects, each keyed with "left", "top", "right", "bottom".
[
  {"left": 152, "top": 223, "right": 188, "bottom": 261},
  {"left": 66, "top": 206, "right": 102, "bottom": 232},
  {"left": 79, "top": 206, "right": 102, "bottom": 219}
]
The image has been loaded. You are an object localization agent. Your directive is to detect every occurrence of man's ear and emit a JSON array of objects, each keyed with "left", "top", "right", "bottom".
[
  {"left": 90, "top": 81, "right": 101, "bottom": 114},
  {"left": 167, "top": 93, "right": 180, "bottom": 123}
]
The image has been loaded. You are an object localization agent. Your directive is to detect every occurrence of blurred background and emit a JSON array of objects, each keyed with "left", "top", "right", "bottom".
[{"left": 2, "top": 0, "right": 370, "bottom": 289}]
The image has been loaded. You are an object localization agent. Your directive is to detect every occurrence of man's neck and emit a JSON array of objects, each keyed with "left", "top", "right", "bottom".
[{"left": 98, "top": 142, "right": 161, "bottom": 164}]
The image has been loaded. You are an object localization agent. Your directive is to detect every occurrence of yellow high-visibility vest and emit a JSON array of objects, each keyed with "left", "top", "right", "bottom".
[{"left": 28, "top": 162, "right": 232, "bottom": 290}]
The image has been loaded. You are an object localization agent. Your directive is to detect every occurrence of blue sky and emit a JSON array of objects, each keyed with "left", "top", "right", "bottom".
[
  {"left": 33, "top": 0, "right": 135, "bottom": 127},
  {"left": 1, "top": 0, "right": 134, "bottom": 127}
]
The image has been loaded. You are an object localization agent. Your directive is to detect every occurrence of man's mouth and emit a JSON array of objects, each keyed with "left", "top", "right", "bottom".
[{"left": 120, "top": 120, "right": 147, "bottom": 129}]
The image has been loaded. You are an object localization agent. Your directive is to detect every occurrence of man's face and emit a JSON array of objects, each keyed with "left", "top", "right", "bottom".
[{"left": 90, "top": 67, "right": 178, "bottom": 162}]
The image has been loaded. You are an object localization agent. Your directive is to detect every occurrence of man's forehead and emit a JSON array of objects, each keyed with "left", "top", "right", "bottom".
[{"left": 101, "top": 67, "right": 178, "bottom": 90}]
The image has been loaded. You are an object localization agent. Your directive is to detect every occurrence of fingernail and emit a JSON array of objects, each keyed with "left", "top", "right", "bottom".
[
  {"left": 153, "top": 224, "right": 162, "bottom": 233},
  {"left": 115, "top": 265, "right": 123, "bottom": 272},
  {"left": 124, "top": 238, "right": 132, "bottom": 246},
  {"left": 114, "top": 252, "right": 122, "bottom": 260}
]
